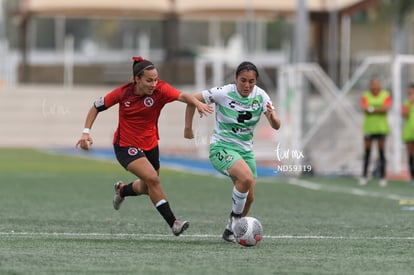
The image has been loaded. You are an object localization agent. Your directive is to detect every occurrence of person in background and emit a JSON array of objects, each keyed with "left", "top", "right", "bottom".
[
  {"left": 359, "top": 77, "right": 392, "bottom": 187},
  {"left": 76, "top": 56, "right": 213, "bottom": 236},
  {"left": 402, "top": 83, "right": 414, "bottom": 186},
  {"left": 184, "top": 61, "right": 281, "bottom": 243}
]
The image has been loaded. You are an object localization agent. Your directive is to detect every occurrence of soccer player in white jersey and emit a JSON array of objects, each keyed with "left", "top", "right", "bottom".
[{"left": 184, "top": 61, "right": 281, "bottom": 242}]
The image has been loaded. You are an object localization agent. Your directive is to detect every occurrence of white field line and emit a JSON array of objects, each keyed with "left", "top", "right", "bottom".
[
  {"left": 1, "top": 231, "right": 414, "bottom": 241},
  {"left": 277, "top": 177, "right": 414, "bottom": 201}
]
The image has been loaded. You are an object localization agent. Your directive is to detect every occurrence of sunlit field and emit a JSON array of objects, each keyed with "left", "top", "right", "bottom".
[{"left": 1, "top": 148, "right": 414, "bottom": 274}]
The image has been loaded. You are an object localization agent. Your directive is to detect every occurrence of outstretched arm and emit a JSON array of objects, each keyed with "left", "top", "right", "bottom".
[
  {"left": 264, "top": 102, "right": 281, "bottom": 130},
  {"left": 178, "top": 92, "right": 213, "bottom": 118},
  {"left": 184, "top": 92, "right": 205, "bottom": 139},
  {"left": 75, "top": 106, "right": 98, "bottom": 150}
]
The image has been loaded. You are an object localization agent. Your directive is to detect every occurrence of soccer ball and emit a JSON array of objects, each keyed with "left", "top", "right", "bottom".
[{"left": 233, "top": 216, "right": 263, "bottom": 247}]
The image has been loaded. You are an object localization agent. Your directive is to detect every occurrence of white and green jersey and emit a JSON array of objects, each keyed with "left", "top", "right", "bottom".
[{"left": 201, "top": 83, "right": 273, "bottom": 151}]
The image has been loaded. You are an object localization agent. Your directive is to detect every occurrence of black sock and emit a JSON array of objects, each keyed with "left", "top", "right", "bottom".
[
  {"left": 363, "top": 148, "right": 371, "bottom": 177},
  {"left": 156, "top": 201, "right": 176, "bottom": 228},
  {"left": 120, "top": 182, "right": 138, "bottom": 197},
  {"left": 379, "top": 149, "right": 386, "bottom": 178},
  {"left": 230, "top": 211, "right": 242, "bottom": 218}
]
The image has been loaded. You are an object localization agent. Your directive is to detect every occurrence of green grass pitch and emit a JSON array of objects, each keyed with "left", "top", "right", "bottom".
[{"left": 1, "top": 148, "right": 414, "bottom": 274}]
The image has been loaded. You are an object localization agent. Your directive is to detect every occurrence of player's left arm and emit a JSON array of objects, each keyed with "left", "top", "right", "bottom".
[
  {"left": 183, "top": 92, "right": 208, "bottom": 139},
  {"left": 178, "top": 92, "right": 213, "bottom": 118},
  {"left": 158, "top": 79, "right": 212, "bottom": 117},
  {"left": 264, "top": 102, "right": 281, "bottom": 130}
]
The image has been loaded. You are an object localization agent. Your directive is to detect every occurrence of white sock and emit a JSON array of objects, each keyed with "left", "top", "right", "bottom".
[{"left": 231, "top": 186, "right": 248, "bottom": 215}]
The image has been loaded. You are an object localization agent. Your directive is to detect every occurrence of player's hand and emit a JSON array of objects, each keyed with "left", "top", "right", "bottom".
[
  {"left": 184, "top": 127, "right": 194, "bottom": 139},
  {"left": 76, "top": 134, "right": 93, "bottom": 151},
  {"left": 266, "top": 102, "right": 275, "bottom": 113},
  {"left": 265, "top": 102, "right": 281, "bottom": 130},
  {"left": 196, "top": 102, "right": 213, "bottom": 118}
]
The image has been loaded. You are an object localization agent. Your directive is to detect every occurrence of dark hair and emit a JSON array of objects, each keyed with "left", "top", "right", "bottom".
[
  {"left": 409, "top": 83, "right": 414, "bottom": 89},
  {"left": 235, "top": 61, "right": 259, "bottom": 78},
  {"left": 132, "top": 56, "right": 155, "bottom": 77}
]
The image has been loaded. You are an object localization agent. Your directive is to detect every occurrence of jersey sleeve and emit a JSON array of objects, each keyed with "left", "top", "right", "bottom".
[
  {"left": 402, "top": 101, "right": 410, "bottom": 115},
  {"left": 260, "top": 90, "right": 274, "bottom": 113},
  {"left": 201, "top": 85, "right": 228, "bottom": 105},
  {"left": 360, "top": 94, "right": 368, "bottom": 108},
  {"left": 156, "top": 79, "right": 181, "bottom": 103},
  {"left": 383, "top": 93, "right": 392, "bottom": 107},
  {"left": 94, "top": 86, "right": 123, "bottom": 112},
  {"left": 201, "top": 88, "right": 215, "bottom": 105}
]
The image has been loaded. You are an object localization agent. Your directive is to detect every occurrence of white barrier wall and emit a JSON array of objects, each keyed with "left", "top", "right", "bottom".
[{"left": 0, "top": 85, "right": 279, "bottom": 162}]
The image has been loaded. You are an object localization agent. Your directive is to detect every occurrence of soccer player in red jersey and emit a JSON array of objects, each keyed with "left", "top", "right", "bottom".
[{"left": 76, "top": 56, "right": 212, "bottom": 236}]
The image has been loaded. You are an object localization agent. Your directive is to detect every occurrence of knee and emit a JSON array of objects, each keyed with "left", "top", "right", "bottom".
[
  {"left": 144, "top": 173, "right": 160, "bottom": 188},
  {"left": 236, "top": 177, "right": 254, "bottom": 194},
  {"left": 240, "top": 177, "right": 254, "bottom": 189}
]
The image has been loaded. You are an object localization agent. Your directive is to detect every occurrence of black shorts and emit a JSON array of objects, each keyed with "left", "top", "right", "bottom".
[
  {"left": 114, "top": 144, "right": 160, "bottom": 171},
  {"left": 364, "top": 134, "right": 387, "bottom": 140}
]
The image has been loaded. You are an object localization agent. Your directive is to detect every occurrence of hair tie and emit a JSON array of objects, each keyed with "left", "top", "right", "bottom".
[
  {"left": 132, "top": 56, "right": 145, "bottom": 62},
  {"left": 132, "top": 57, "right": 155, "bottom": 77}
]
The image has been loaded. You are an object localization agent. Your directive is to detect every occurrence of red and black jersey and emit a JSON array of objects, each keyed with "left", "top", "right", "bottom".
[{"left": 95, "top": 79, "right": 181, "bottom": 150}]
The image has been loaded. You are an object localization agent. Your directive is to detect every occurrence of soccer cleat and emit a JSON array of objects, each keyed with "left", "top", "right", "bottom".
[
  {"left": 222, "top": 214, "right": 240, "bottom": 243},
  {"left": 113, "top": 181, "right": 125, "bottom": 210},
  {"left": 172, "top": 219, "right": 190, "bottom": 236},
  {"left": 222, "top": 229, "right": 236, "bottom": 243},
  {"left": 379, "top": 179, "right": 387, "bottom": 187}
]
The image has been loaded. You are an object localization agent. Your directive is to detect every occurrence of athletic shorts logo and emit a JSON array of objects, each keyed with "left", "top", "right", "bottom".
[
  {"left": 144, "top": 97, "right": 154, "bottom": 107},
  {"left": 128, "top": 147, "right": 140, "bottom": 156},
  {"left": 225, "top": 155, "right": 234, "bottom": 163}
]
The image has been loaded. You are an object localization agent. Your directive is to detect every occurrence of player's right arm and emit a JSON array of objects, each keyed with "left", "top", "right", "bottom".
[
  {"left": 76, "top": 87, "right": 121, "bottom": 150},
  {"left": 76, "top": 106, "right": 98, "bottom": 150},
  {"left": 184, "top": 92, "right": 205, "bottom": 139}
]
